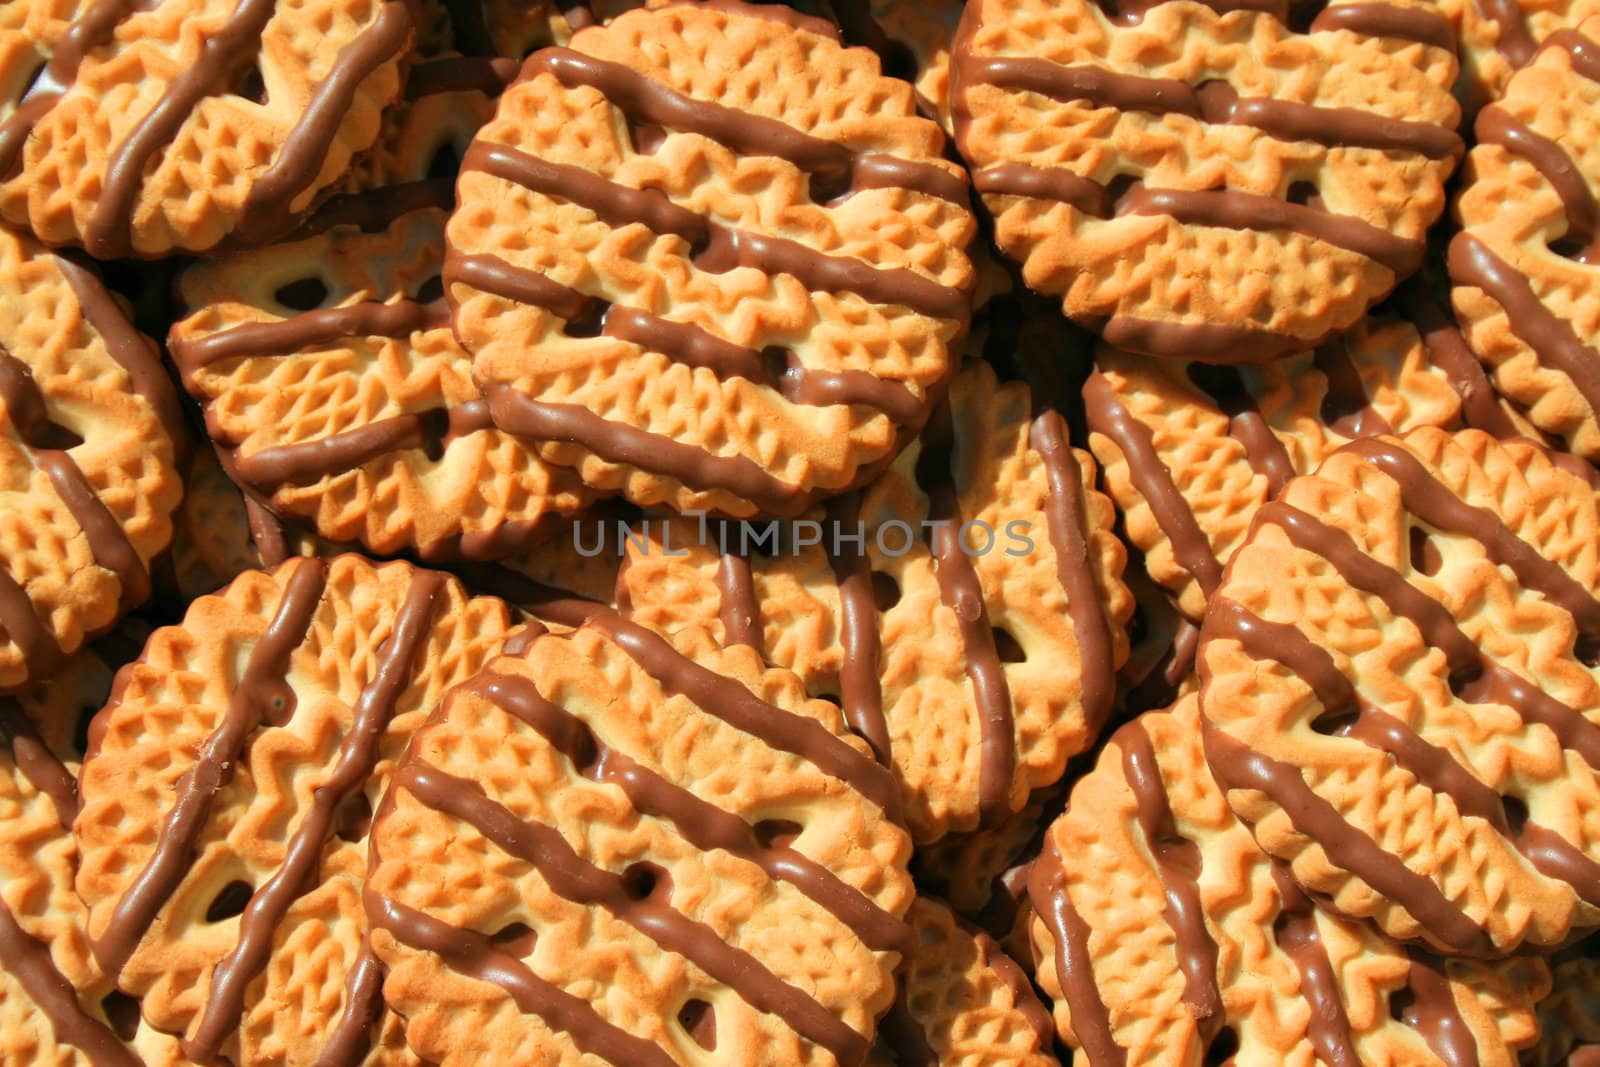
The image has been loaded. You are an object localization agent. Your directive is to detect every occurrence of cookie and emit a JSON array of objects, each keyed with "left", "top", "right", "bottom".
[
  {"left": 365, "top": 612, "right": 913, "bottom": 1066},
  {"left": 169, "top": 60, "right": 596, "bottom": 563},
  {"left": 0, "top": 0, "right": 413, "bottom": 257},
  {"left": 1197, "top": 426, "right": 1600, "bottom": 955},
  {"left": 1438, "top": 0, "right": 1600, "bottom": 111},
  {"left": 1085, "top": 304, "right": 1479, "bottom": 622},
  {"left": 617, "top": 359, "right": 1133, "bottom": 842},
  {"left": 0, "top": 628, "right": 183, "bottom": 1067},
  {"left": 447, "top": 2, "right": 976, "bottom": 518},
  {"left": 0, "top": 226, "right": 182, "bottom": 693},
  {"left": 867, "top": 896, "right": 1056, "bottom": 1067},
  {"left": 951, "top": 0, "right": 1463, "bottom": 362},
  {"left": 1028, "top": 695, "right": 1551, "bottom": 1065},
  {"left": 824, "top": 0, "right": 966, "bottom": 130},
  {"left": 1449, "top": 23, "right": 1600, "bottom": 461},
  {"left": 73, "top": 555, "right": 516, "bottom": 1066},
  {"left": 1530, "top": 937, "right": 1600, "bottom": 1065}
]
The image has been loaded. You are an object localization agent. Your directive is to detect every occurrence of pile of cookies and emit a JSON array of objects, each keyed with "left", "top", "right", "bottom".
[{"left": 2, "top": 0, "right": 1600, "bottom": 1063}]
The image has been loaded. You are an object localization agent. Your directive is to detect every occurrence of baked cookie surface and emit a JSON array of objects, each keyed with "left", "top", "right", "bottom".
[
  {"left": 447, "top": 2, "right": 975, "bottom": 517},
  {"left": 366, "top": 613, "right": 914, "bottom": 1067},
  {"left": 952, "top": 0, "right": 1463, "bottom": 361},
  {"left": 73, "top": 555, "right": 514, "bottom": 1067},
  {"left": 1198, "top": 426, "right": 1600, "bottom": 956}
]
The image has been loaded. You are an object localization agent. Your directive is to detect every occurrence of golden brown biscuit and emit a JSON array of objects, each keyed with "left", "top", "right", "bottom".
[
  {"left": 823, "top": 0, "right": 966, "bottom": 130},
  {"left": 448, "top": 3, "right": 976, "bottom": 517},
  {"left": 0, "top": 226, "right": 181, "bottom": 693},
  {"left": 617, "top": 360, "right": 1133, "bottom": 842},
  {"left": 1450, "top": 22, "right": 1600, "bottom": 461},
  {"left": 74, "top": 555, "right": 514, "bottom": 1066},
  {"left": 1029, "top": 695, "right": 1550, "bottom": 1065},
  {"left": 0, "top": 0, "right": 412, "bottom": 256},
  {"left": 1438, "top": 0, "right": 1600, "bottom": 111},
  {"left": 1198, "top": 427, "right": 1600, "bottom": 955},
  {"left": 366, "top": 614, "right": 914, "bottom": 1067},
  {"left": 951, "top": 0, "right": 1463, "bottom": 361}
]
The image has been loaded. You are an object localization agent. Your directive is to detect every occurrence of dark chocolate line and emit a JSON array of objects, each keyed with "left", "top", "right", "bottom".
[
  {"left": 472, "top": 670, "right": 911, "bottom": 953},
  {"left": 444, "top": 251, "right": 590, "bottom": 320},
  {"left": 289, "top": 178, "right": 455, "bottom": 240},
  {"left": 399, "top": 760, "right": 872, "bottom": 1063},
  {"left": 1314, "top": 335, "right": 1391, "bottom": 437},
  {"left": 1474, "top": 107, "right": 1596, "bottom": 262},
  {"left": 93, "top": 558, "right": 328, "bottom": 975},
  {"left": 1031, "top": 409, "right": 1117, "bottom": 733},
  {"left": 171, "top": 298, "right": 452, "bottom": 379},
  {"left": 1403, "top": 953, "right": 1480, "bottom": 1067},
  {"left": 823, "top": 491, "right": 891, "bottom": 764},
  {"left": 0, "top": 698, "right": 79, "bottom": 827},
  {"left": 313, "top": 946, "right": 386, "bottom": 1067},
  {"left": 1543, "top": 29, "right": 1600, "bottom": 83},
  {"left": 404, "top": 55, "right": 520, "bottom": 99},
  {"left": 968, "top": 56, "right": 1461, "bottom": 159},
  {"left": 1393, "top": 280, "right": 1520, "bottom": 439},
  {"left": 877, "top": 994, "right": 938, "bottom": 1067},
  {"left": 973, "top": 163, "right": 1109, "bottom": 215},
  {"left": 0, "top": 895, "right": 140, "bottom": 1067},
  {"left": 1475, "top": 0, "right": 1537, "bottom": 65},
  {"left": 365, "top": 889, "right": 678, "bottom": 1067},
  {"left": 1309, "top": 3, "right": 1456, "bottom": 49},
  {"left": 715, "top": 552, "right": 761, "bottom": 651},
  {"left": 1267, "top": 864, "right": 1361, "bottom": 1067},
  {"left": 589, "top": 612, "right": 900, "bottom": 817},
  {"left": 1185, "top": 364, "right": 1296, "bottom": 496},
  {"left": 1029, "top": 834, "right": 1126, "bottom": 1067},
  {"left": 1098, "top": 315, "right": 1310, "bottom": 364},
  {"left": 228, "top": 401, "right": 493, "bottom": 489},
  {"left": 185, "top": 571, "right": 445, "bottom": 1063},
  {"left": 1084, "top": 371, "right": 1223, "bottom": 594}
]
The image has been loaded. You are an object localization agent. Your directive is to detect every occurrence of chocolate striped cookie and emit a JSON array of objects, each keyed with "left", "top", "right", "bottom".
[
  {"left": 73, "top": 556, "right": 515, "bottom": 1066},
  {"left": 0, "top": 226, "right": 181, "bottom": 693},
  {"left": 617, "top": 360, "right": 1133, "bottom": 842},
  {"left": 1029, "top": 695, "right": 1551, "bottom": 1065},
  {"left": 0, "top": 0, "right": 412, "bottom": 257},
  {"left": 951, "top": 0, "right": 1463, "bottom": 361},
  {"left": 1084, "top": 302, "right": 1495, "bottom": 622},
  {"left": 366, "top": 614, "right": 914, "bottom": 1066},
  {"left": 446, "top": 3, "right": 976, "bottom": 518},
  {"left": 169, "top": 56, "right": 594, "bottom": 562},
  {"left": 824, "top": 0, "right": 967, "bottom": 130},
  {"left": 1198, "top": 427, "right": 1600, "bottom": 955},
  {"left": 1439, "top": 0, "right": 1600, "bottom": 111},
  {"left": 1450, "top": 21, "right": 1600, "bottom": 461}
]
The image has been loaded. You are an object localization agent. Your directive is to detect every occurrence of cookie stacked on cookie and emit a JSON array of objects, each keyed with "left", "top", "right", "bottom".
[{"left": 4, "top": 0, "right": 1600, "bottom": 1064}]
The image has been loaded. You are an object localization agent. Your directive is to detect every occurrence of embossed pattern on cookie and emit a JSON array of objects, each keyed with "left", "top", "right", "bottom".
[
  {"left": 1198, "top": 427, "right": 1600, "bottom": 956},
  {"left": 448, "top": 3, "right": 975, "bottom": 517},
  {"left": 74, "top": 556, "right": 513, "bottom": 1067},
  {"left": 0, "top": 0, "right": 413, "bottom": 257},
  {"left": 617, "top": 360, "right": 1133, "bottom": 842},
  {"left": 366, "top": 615, "right": 913, "bottom": 1067},
  {"left": 0, "top": 226, "right": 181, "bottom": 693},
  {"left": 952, "top": 0, "right": 1463, "bottom": 362},
  {"left": 1450, "top": 21, "right": 1600, "bottom": 461},
  {"left": 1437, "top": 0, "right": 1600, "bottom": 111},
  {"left": 1029, "top": 695, "right": 1551, "bottom": 1065}
]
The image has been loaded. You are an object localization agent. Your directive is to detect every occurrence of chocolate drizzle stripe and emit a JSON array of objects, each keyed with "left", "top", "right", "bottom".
[
  {"left": 1448, "top": 233, "right": 1600, "bottom": 432},
  {"left": 1267, "top": 864, "right": 1361, "bottom": 1067},
  {"left": 185, "top": 571, "right": 446, "bottom": 1063},
  {"left": 715, "top": 552, "right": 761, "bottom": 650},
  {"left": 404, "top": 55, "right": 520, "bottom": 99},
  {"left": 1394, "top": 281, "right": 1520, "bottom": 439},
  {"left": 1309, "top": 3, "right": 1457, "bottom": 49},
  {"left": 366, "top": 890, "right": 678, "bottom": 1067},
  {"left": 444, "top": 252, "right": 589, "bottom": 320},
  {"left": 1119, "top": 187, "right": 1424, "bottom": 275},
  {"left": 0, "top": 895, "right": 140, "bottom": 1067},
  {"left": 0, "top": 560, "right": 61, "bottom": 679},
  {"left": 1261, "top": 500, "right": 1600, "bottom": 905},
  {"left": 1084, "top": 372, "right": 1223, "bottom": 594},
  {"left": 465, "top": 140, "right": 967, "bottom": 320},
  {"left": 1475, "top": 0, "right": 1537, "bottom": 65},
  {"left": 1343, "top": 435, "right": 1600, "bottom": 634},
  {"left": 1185, "top": 364, "right": 1296, "bottom": 496},
  {"left": 1029, "top": 834, "right": 1126, "bottom": 1067},
  {"left": 1118, "top": 723, "right": 1223, "bottom": 1038},
  {"left": 86, "top": 0, "right": 279, "bottom": 258},
  {"left": 290, "top": 178, "right": 455, "bottom": 240},
  {"left": 1474, "top": 108, "right": 1596, "bottom": 261},
  {"left": 1099, "top": 316, "right": 1308, "bottom": 364},
  {"left": 823, "top": 491, "right": 891, "bottom": 764},
  {"left": 1031, "top": 410, "right": 1116, "bottom": 733},
  {"left": 524, "top": 47, "right": 963, "bottom": 205},
  {"left": 974, "top": 163, "right": 1108, "bottom": 215},
  {"left": 472, "top": 671, "right": 910, "bottom": 953},
  {"left": 1314, "top": 335, "right": 1391, "bottom": 437},
  {"left": 454, "top": 565, "right": 605, "bottom": 631},
  {"left": 1404, "top": 954, "right": 1480, "bottom": 1067},
  {"left": 171, "top": 298, "right": 453, "bottom": 379},
  {"left": 0, "top": 699, "right": 78, "bottom": 827},
  {"left": 93, "top": 558, "right": 329, "bottom": 975},
  {"left": 969, "top": 57, "right": 1462, "bottom": 159},
  {"left": 877, "top": 994, "right": 937, "bottom": 1067},
  {"left": 314, "top": 946, "right": 386, "bottom": 1067},
  {"left": 486, "top": 386, "right": 812, "bottom": 516},
  {"left": 398, "top": 760, "right": 872, "bottom": 1063},
  {"left": 228, "top": 401, "right": 493, "bottom": 489},
  {"left": 1542, "top": 29, "right": 1600, "bottom": 83},
  {"left": 1198, "top": 622, "right": 1489, "bottom": 954},
  {"left": 589, "top": 613, "right": 900, "bottom": 817},
  {"left": 237, "top": 2, "right": 413, "bottom": 243}
]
